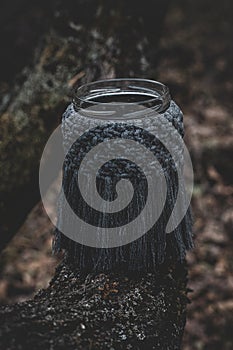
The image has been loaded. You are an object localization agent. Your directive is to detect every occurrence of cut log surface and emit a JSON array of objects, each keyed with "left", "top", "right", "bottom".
[{"left": 0, "top": 259, "right": 188, "bottom": 350}]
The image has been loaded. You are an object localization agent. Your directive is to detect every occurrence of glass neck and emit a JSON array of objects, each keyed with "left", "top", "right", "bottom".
[{"left": 73, "top": 78, "right": 171, "bottom": 120}]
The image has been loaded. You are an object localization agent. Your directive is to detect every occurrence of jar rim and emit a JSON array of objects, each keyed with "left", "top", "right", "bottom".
[{"left": 73, "top": 78, "right": 171, "bottom": 114}]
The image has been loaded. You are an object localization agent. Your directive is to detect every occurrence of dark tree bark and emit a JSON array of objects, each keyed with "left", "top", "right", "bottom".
[
  {"left": 0, "top": 0, "right": 169, "bottom": 250},
  {"left": 0, "top": 258, "right": 189, "bottom": 350},
  {"left": 0, "top": 2, "right": 191, "bottom": 349}
]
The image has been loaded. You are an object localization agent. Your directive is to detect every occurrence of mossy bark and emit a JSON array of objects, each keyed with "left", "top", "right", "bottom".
[
  {"left": 0, "top": 2, "right": 190, "bottom": 348},
  {"left": 0, "top": 258, "right": 188, "bottom": 350},
  {"left": 0, "top": 0, "right": 169, "bottom": 249}
]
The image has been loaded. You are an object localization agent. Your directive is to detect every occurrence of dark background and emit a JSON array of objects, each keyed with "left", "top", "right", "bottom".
[{"left": 0, "top": 1, "right": 232, "bottom": 349}]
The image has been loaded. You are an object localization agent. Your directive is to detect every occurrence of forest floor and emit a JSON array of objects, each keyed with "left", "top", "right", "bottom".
[{"left": 0, "top": 1, "right": 232, "bottom": 349}]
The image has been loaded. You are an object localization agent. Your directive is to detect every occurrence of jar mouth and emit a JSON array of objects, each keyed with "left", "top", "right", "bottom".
[{"left": 73, "top": 78, "right": 171, "bottom": 119}]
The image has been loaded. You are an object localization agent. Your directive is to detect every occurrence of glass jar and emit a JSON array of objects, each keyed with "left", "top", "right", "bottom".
[{"left": 54, "top": 78, "right": 193, "bottom": 272}]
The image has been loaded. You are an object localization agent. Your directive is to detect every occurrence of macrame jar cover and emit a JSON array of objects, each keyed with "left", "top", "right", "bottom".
[{"left": 53, "top": 79, "right": 193, "bottom": 272}]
